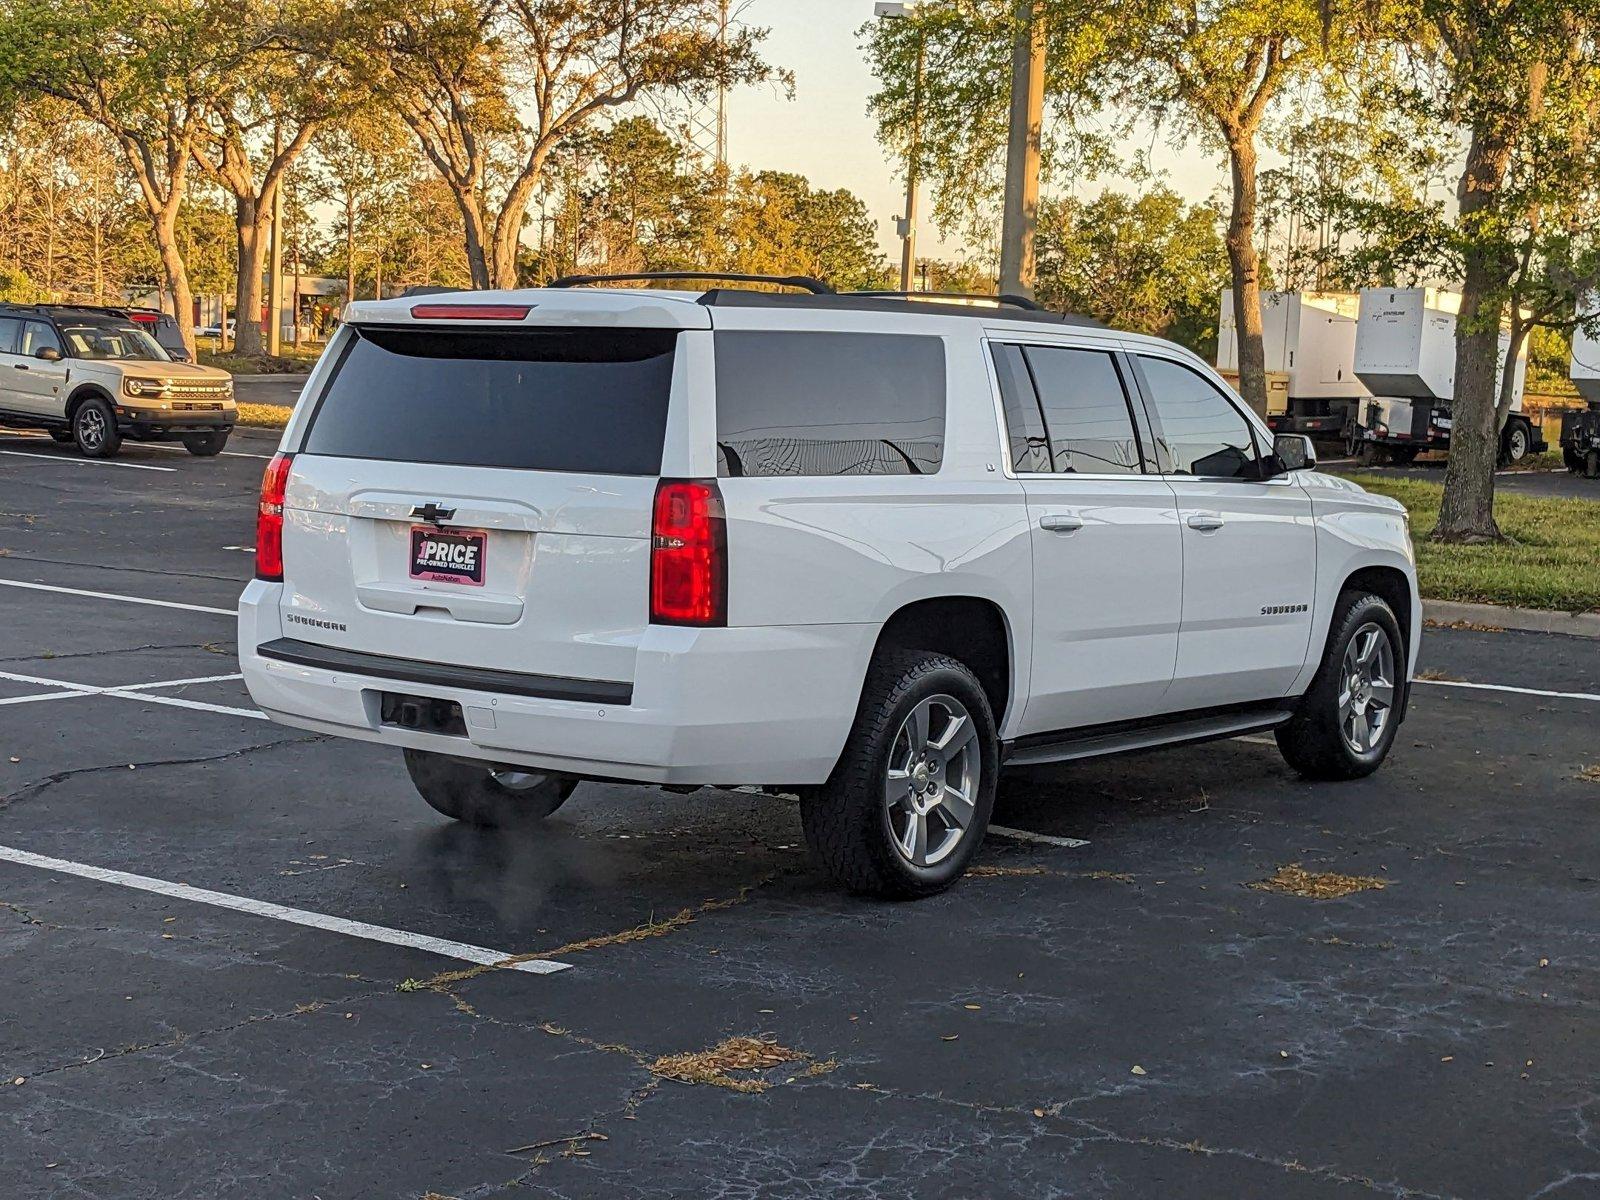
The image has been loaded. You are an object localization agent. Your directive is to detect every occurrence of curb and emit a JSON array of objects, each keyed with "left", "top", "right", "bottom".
[{"left": 1424, "top": 599, "right": 1600, "bottom": 640}]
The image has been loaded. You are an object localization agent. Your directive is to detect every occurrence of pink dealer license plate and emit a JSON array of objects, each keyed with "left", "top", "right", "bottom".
[{"left": 409, "top": 526, "right": 488, "bottom": 587}]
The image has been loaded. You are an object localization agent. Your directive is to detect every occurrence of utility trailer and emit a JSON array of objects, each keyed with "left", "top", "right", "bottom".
[
  {"left": 1347, "top": 287, "right": 1542, "bottom": 466},
  {"left": 1216, "top": 289, "right": 1369, "bottom": 441}
]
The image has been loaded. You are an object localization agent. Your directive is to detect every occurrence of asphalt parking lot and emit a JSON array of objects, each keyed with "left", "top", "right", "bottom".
[
  {"left": 1335, "top": 454, "right": 1600, "bottom": 501},
  {"left": 3, "top": 424, "right": 1599, "bottom": 1200}
]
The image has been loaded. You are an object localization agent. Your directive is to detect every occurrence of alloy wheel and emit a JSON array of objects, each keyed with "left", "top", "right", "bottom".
[
  {"left": 884, "top": 693, "right": 981, "bottom": 868},
  {"left": 78, "top": 407, "right": 106, "bottom": 450},
  {"left": 1338, "top": 623, "right": 1396, "bottom": 755}
]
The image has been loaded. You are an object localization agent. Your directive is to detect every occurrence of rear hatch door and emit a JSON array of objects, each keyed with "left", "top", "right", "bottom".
[{"left": 278, "top": 310, "right": 703, "bottom": 689}]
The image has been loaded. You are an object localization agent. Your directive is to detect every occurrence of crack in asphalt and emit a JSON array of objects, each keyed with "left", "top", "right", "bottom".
[
  {"left": 0, "top": 641, "right": 230, "bottom": 666},
  {"left": 418, "top": 987, "right": 1463, "bottom": 1200},
  {"left": 0, "top": 898, "right": 59, "bottom": 928},
  {"left": 0, "top": 736, "right": 325, "bottom": 810},
  {"left": 12, "top": 989, "right": 377, "bottom": 1085},
  {"left": 399, "top": 871, "right": 791, "bottom": 993},
  {"left": 0, "top": 552, "right": 246, "bottom": 584}
]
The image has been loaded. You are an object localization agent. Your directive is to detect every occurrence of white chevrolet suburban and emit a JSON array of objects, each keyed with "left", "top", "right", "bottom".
[{"left": 238, "top": 276, "right": 1420, "bottom": 898}]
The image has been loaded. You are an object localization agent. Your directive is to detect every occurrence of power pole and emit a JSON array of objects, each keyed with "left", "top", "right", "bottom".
[
  {"left": 899, "top": 30, "right": 925, "bottom": 292},
  {"left": 876, "top": 2, "right": 924, "bottom": 293},
  {"left": 267, "top": 125, "right": 284, "bottom": 356},
  {"left": 998, "top": 0, "right": 1046, "bottom": 299}
]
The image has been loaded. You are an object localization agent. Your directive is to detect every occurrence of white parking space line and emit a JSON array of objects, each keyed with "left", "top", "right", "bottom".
[
  {"left": 0, "top": 691, "right": 87, "bottom": 708},
  {"left": 0, "top": 449, "right": 175, "bottom": 472},
  {"left": 136, "top": 442, "right": 273, "bottom": 461},
  {"left": 989, "top": 825, "right": 1090, "bottom": 849},
  {"left": 114, "top": 672, "right": 246, "bottom": 691},
  {"left": 0, "top": 843, "right": 570, "bottom": 976},
  {"left": 1415, "top": 678, "right": 1600, "bottom": 704},
  {"left": 0, "top": 668, "right": 264, "bottom": 721},
  {"left": 0, "top": 578, "right": 235, "bottom": 616}
]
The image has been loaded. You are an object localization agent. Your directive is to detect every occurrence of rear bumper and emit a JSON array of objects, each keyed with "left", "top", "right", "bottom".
[{"left": 237, "top": 581, "right": 874, "bottom": 786}]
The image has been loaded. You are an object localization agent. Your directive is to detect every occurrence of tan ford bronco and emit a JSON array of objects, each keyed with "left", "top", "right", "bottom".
[{"left": 0, "top": 304, "right": 235, "bottom": 458}]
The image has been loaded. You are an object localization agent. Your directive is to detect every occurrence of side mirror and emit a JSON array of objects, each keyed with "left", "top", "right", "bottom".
[
  {"left": 34, "top": 346, "right": 61, "bottom": 362},
  {"left": 1273, "top": 433, "right": 1317, "bottom": 472}
]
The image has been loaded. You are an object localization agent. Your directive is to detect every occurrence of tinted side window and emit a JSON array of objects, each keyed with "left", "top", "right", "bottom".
[
  {"left": 1138, "top": 356, "right": 1261, "bottom": 479},
  {"left": 991, "top": 343, "right": 1051, "bottom": 473},
  {"left": 1024, "top": 346, "right": 1142, "bottom": 474},
  {"left": 715, "top": 331, "right": 944, "bottom": 477},
  {"left": 304, "top": 326, "right": 676, "bottom": 475},
  {"left": 21, "top": 321, "right": 61, "bottom": 356},
  {"left": 0, "top": 317, "right": 21, "bottom": 355}
]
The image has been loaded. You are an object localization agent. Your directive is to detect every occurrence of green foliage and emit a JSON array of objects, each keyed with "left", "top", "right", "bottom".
[
  {"left": 1348, "top": 473, "right": 1600, "bottom": 611},
  {"left": 1035, "top": 185, "right": 1227, "bottom": 351},
  {"left": 0, "top": 265, "right": 36, "bottom": 302},
  {"left": 525, "top": 119, "right": 889, "bottom": 292},
  {"left": 359, "top": 0, "right": 787, "bottom": 287},
  {"left": 862, "top": 0, "right": 1116, "bottom": 240}
]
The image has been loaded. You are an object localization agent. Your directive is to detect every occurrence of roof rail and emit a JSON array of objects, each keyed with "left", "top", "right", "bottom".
[
  {"left": 548, "top": 271, "right": 836, "bottom": 296},
  {"left": 697, "top": 290, "right": 1106, "bottom": 328},
  {"left": 852, "top": 290, "right": 1045, "bottom": 312}
]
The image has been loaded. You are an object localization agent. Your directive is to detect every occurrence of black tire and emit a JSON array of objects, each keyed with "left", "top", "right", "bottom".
[
  {"left": 1502, "top": 421, "right": 1530, "bottom": 465},
  {"left": 403, "top": 749, "right": 577, "bottom": 828},
  {"left": 1387, "top": 446, "right": 1420, "bottom": 466},
  {"left": 1276, "top": 591, "right": 1406, "bottom": 781},
  {"left": 1564, "top": 447, "right": 1583, "bottom": 473},
  {"left": 183, "top": 430, "right": 230, "bottom": 456},
  {"left": 72, "top": 397, "right": 121, "bottom": 458},
  {"left": 1586, "top": 450, "right": 1600, "bottom": 481},
  {"left": 800, "top": 650, "right": 999, "bottom": 899},
  {"left": 48, "top": 428, "right": 73, "bottom": 444}
]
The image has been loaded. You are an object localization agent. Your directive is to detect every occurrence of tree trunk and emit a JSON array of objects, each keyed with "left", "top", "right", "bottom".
[
  {"left": 1434, "top": 124, "right": 1514, "bottom": 543},
  {"left": 1224, "top": 132, "right": 1268, "bottom": 417},
  {"left": 452, "top": 187, "right": 492, "bottom": 289},
  {"left": 345, "top": 198, "right": 356, "bottom": 307},
  {"left": 1495, "top": 315, "right": 1528, "bottom": 431},
  {"left": 233, "top": 197, "right": 269, "bottom": 357},
  {"left": 153, "top": 208, "right": 196, "bottom": 358},
  {"left": 489, "top": 213, "right": 523, "bottom": 290}
]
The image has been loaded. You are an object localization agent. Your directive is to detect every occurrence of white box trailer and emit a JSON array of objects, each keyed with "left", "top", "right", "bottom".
[
  {"left": 1350, "top": 287, "right": 1539, "bottom": 464},
  {"left": 1569, "top": 295, "right": 1600, "bottom": 403},
  {"left": 1216, "top": 289, "right": 1369, "bottom": 439}
]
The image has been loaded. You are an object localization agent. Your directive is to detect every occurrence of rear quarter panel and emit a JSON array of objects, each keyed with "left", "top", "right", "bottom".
[{"left": 709, "top": 319, "right": 1034, "bottom": 737}]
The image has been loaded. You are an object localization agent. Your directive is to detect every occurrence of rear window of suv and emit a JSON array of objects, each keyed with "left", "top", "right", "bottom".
[
  {"left": 715, "top": 331, "right": 945, "bottom": 476},
  {"left": 303, "top": 325, "right": 677, "bottom": 475}
]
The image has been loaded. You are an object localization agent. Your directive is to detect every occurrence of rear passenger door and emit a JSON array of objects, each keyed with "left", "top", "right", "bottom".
[
  {"left": 992, "top": 341, "right": 1183, "bottom": 734},
  {"left": 0, "top": 316, "right": 26, "bottom": 413},
  {"left": 1129, "top": 353, "right": 1316, "bottom": 709}
]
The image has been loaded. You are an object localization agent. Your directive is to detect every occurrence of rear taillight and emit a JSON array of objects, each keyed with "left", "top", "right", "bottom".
[
  {"left": 256, "top": 452, "right": 293, "bottom": 581},
  {"left": 650, "top": 479, "right": 726, "bottom": 626}
]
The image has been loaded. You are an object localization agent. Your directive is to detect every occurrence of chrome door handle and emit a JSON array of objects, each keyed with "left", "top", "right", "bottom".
[
  {"left": 1039, "top": 514, "right": 1084, "bottom": 533},
  {"left": 1186, "top": 513, "right": 1225, "bottom": 531}
]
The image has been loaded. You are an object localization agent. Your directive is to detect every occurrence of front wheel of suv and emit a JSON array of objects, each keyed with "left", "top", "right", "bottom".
[
  {"left": 403, "top": 749, "right": 578, "bottom": 828},
  {"left": 1276, "top": 591, "right": 1405, "bottom": 781},
  {"left": 801, "top": 650, "right": 999, "bottom": 899},
  {"left": 183, "top": 430, "right": 230, "bottom": 456},
  {"left": 73, "top": 397, "right": 121, "bottom": 458}
]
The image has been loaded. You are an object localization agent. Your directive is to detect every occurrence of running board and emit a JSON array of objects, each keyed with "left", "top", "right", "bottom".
[{"left": 1004, "top": 707, "right": 1294, "bottom": 767}]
